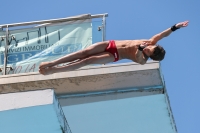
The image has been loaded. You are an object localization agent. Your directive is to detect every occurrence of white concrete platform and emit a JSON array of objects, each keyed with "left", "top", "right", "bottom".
[{"left": 0, "top": 61, "right": 163, "bottom": 95}]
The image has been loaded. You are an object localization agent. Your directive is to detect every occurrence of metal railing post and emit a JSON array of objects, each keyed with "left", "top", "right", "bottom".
[
  {"left": 3, "top": 25, "right": 9, "bottom": 75},
  {"left": 102, "top": 14, "right": 107, "bottom": 41}
]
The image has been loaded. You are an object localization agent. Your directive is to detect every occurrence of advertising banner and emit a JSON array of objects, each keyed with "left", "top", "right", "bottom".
[{"left": 0, "top": 20, "right": 92, "bottom": 75}]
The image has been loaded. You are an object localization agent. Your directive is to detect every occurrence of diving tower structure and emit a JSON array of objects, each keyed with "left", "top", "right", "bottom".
[{"left": 0, "top": 14, "right": 177, "bottom": 133}]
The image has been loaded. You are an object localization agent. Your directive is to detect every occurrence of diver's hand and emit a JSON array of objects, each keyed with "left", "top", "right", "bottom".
[
  {"left": 140, "top": 42, "right": 148, "bottom": 48},
  {"left": 175, "top": 21, "right": 189, "bottom": 28}
]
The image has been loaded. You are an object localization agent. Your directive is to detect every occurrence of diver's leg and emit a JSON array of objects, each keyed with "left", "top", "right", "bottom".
[
  {"left": 39, "top": 41, "right": 109, "bottom": 69},
  {"left": 39, "top": 52, "right": 114, "bottom": 75}
]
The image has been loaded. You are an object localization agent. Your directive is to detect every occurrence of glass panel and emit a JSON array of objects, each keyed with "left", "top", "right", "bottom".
[
  {"left": 92, "top": 20, "right": 102, "bottom": 43},
  {"left": 71, "top": 20, "right": 103, "bottom": 69},
  {"left": 5, "top": 20, "right": 92, "bottom": 75},
  {"left": 61, "top": 94, "right": 175, "bottom": 133}
]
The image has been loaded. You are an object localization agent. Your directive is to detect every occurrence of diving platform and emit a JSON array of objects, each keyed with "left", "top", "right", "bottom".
[{"left": 0, "top": 61, "right": 163, "bottom": 95}]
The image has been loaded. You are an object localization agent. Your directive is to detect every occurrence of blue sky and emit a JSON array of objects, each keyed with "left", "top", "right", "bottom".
[{"left": 1, "top": 0, "right": 199, "bottom": 132}]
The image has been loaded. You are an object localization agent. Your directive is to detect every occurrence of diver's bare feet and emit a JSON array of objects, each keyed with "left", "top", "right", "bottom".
[
  {"left": 39, "top": 62, "right": 54, "bottom": 69},
  {"left": 39, "top": 67, "right": 55, "bottom": 75}
]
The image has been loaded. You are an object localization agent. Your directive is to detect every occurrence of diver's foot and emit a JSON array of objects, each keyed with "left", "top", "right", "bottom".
[
  {"left": 39, "top": 62, "right": 54, "bottom": 69},
  {"left": 39, "top": 67, "right": 55, "bottom": 75}
]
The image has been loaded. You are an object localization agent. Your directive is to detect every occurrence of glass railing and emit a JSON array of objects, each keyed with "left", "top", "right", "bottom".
[{"left": 0, "top": 19, "right": 103, "bottom": 75}]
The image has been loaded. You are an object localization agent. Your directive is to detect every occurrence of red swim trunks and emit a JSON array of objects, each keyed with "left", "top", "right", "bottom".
[{"left": 105, "top": 40, "right": 119, "bottom": 62}]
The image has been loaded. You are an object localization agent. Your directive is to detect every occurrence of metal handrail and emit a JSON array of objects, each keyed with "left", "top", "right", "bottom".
[{"left": 0, "top": 13, "right": 108, "bottom": 28}]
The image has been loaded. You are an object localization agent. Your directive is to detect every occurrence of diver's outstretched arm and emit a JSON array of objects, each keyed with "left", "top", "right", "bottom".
[{"left": 149, "top": 21, "right": 189, "bottom": 45}]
